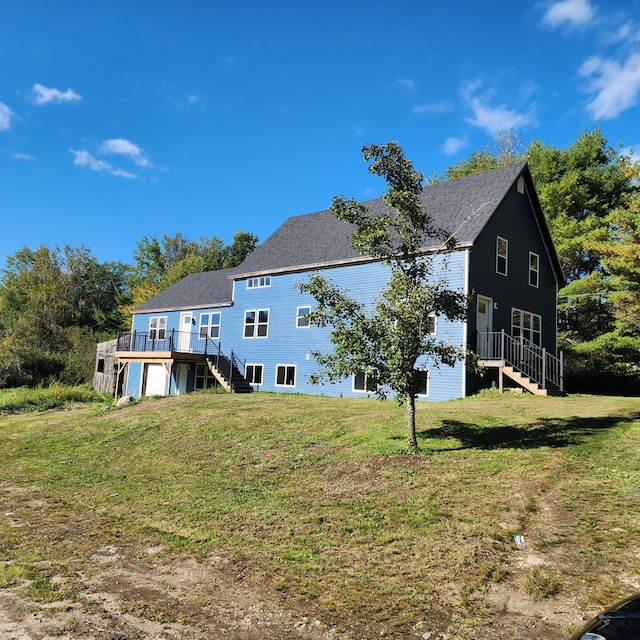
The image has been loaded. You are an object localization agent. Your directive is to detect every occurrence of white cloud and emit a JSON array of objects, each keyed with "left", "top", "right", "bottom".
[
  {"left": 0, "top": 102, "right": 14, "bottom": 131},
  {"left": 11, "top": 153, "right": 34, "bottom": 160},
  {"left": 413, "top": 101, "right": 452, "bottom": 114},
  {"left": 397, "top": 78, "right": 416, "bottom": 92},
  {"left": 100, "top": 138, "right": 150, "bottom": 167},
  {"left": 70, "top": 149, "right": 136, "bottom": 179},
  {"left": 443, "top": 136, "right": 467, "bottom": 156},
  {"left": 543, "top": 0, "right": 595, "bottom": 28},
  {"left": 579, "top": 53, "right": 640, "bottom": 119},
  {"left": 462, "top": 82, "right": 537, "bottom": 135},
  {"left": 31, "top": 83, "right": 81, "bottom": 105}
]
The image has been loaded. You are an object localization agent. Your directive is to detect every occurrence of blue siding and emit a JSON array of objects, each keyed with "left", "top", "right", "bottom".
[
  {"left": 225, "top": 252, "right": 467, "bottom": 401},
  {"left": 126, "top": 251, "right": 468, "bottom": 401}
]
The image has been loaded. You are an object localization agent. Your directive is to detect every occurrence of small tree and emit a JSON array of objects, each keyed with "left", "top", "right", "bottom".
[{"left": 298, "top": 142, "right": 468, "bottom": 449}]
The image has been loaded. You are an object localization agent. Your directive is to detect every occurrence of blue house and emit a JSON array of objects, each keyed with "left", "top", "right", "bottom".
[{"left": 113, "top": 162, "right": 564, "bottom": 401}]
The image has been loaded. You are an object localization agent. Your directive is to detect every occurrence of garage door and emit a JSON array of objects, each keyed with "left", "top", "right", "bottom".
[{"left": 145, "top": 364, "right": 167, "bottom": 396}]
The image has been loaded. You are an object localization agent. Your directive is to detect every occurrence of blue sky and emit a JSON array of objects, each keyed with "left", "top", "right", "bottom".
[{"left": 1, "top": 0, "right": 639, "bottom": 269}]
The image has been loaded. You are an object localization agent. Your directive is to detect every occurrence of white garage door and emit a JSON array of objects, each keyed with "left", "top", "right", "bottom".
[{"left": 145, "top": 364, "right": 167, "bottom": 396}]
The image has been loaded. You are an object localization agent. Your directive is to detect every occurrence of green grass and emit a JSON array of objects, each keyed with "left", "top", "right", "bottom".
[
  {"left": 1, "top": 389, "right": 639, "bottom": 637},
  {"left": 0, "top": 383, "right": 111, "bottom": 414}
]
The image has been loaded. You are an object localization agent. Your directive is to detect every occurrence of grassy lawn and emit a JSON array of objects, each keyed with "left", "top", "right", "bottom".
[{"left": 1, "top": 389, "right": 639, "bottom": 638}]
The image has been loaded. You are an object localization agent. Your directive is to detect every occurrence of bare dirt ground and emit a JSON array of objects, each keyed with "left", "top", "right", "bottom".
[{"left": 0, "top": 482, "right": 608, "bottom": 640}]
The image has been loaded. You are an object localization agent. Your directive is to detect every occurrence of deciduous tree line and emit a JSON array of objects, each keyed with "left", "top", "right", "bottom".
[{"left": 0, "top": 231, "right": 258, "bottom": 388}]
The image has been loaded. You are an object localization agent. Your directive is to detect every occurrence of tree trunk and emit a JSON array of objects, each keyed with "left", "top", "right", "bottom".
[{"left": 406, "top": 391, "right": 418, "bottom": 449}]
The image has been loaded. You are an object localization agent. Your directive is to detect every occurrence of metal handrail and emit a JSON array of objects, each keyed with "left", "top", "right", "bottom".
[{"left": 477, "top": 330, "right": 563, "bottom": 391}]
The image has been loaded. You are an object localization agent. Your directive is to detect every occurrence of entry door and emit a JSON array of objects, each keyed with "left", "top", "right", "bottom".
[
  {"left": 176, "top": 363, "right": 189, "bottom": 395},
  {"left": 179, "top": 312, "right": 193, "bottom": 352},
  {"left": 144, "top": 364, "right": 167, "bottom": 396},
  {"left": 476, "top": 296, "right": 493, "bottom": 358}
]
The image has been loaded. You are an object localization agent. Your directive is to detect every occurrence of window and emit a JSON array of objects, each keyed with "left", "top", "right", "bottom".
[
  {"left": 199, "top": 312, "right": 221, "bottom": 339},
  {"left": 353, "top": 371, "right": 377, "bottom": 393},
  {"left": 245, "top": 364, "right": 264, "bottom": 386},
  {"left": 244, "top": 309, "right": 269, "bottom": 338},
  {"left": 97, "top": 358, "right": 105, "bottom": 373},
  {"left": 195, "top": 363, "right": 219, "bottom": 390},
  {"left": 512, "top": 309, "right": 542, "bottom": 346},
  {"left": 149, "top": 316, "right": 167, "bottom": 340},
  {"left": 517, "top": 176, "right": 525, "bottom": 194},
  {"left": 426, "top": 313, "right": 437, "bottom": 335},
  {"left": 247, "top": 275, "right": 271, "bottom": 289},
  {"left": 496, "top": 237, "right": 508, "bottom": 276},
  {"left": 529, "top": 252, "right": 539, "bottom": 288},
  {"left": 415, "top": 369, "right": 429, "bottom": 397},
  {"left": 296, "top": 306, "right": 311, "bottom": 328},
  {"left": 276, "top": 365, "right": 296, "bottom": 387}
]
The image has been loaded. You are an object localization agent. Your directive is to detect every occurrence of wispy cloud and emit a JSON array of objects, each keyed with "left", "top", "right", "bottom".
[
  {"left": 70, "top": 149, "right": 136, "bottom": 179},
  {"left": 462, "top": 82, "right": 537, "bottom": 135},
  {"left": 31, "top": 83, "right": 81, "bottom": 105},
  {"left": 442, "top": 136, "right": 467, "bottom": 156},
  {"left": 100, "top": 138, "right": 151, "bottom": 167},
  {"left": 11, "top": 152, "right": 35, "bottom": 160},
  {"left": 579, "top": 53, "right": 640, "bottom": 119},
  {"left": 397, "top": 78, "right": 416, "bottom": 92},
  {"left": 543, "top": 0, "right": 595, "bottom": 28},
  {"left": 413, "top": 101, "right": 452, "bottom": 115},
  {"left": 0, "top": 102, "right": 14, "bottom": 131}
]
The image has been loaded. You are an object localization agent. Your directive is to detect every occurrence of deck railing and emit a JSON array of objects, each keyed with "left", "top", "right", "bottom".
[
  {"left": 477, "top": 330, "right": 564, "bottom": 391},
  {"left": 116, "top": 330, "right": 246, "bottom": 381}
]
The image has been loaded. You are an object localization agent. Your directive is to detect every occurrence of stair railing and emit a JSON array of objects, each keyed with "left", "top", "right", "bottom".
[{"left": 477, "top": 331, "right": 563, "bottom": 391}]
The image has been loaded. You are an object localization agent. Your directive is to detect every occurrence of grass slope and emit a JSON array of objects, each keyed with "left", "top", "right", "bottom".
[{"left": 1, "top": 390, "right": 639, "bottom": 638}]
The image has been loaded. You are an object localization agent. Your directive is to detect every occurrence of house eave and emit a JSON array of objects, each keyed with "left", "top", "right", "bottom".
[
  {"left": 132, "top": 301, "right": 233, "bottom": 316},
  {"left": 230, "top": 241, "right": 472, "bottom": 279}
]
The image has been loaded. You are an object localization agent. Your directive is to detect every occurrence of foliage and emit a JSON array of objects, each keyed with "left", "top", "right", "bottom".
[
  {"left": 0, "top": 245, "right": 130, "bottom": 388},
  {"left": 298, "top": 142, "right": 468, "bottom": 447},
  {"left": 127, "top": 230, "right": 259, "bottom": 308},
  {"left": 526, "top": 128, "right": 635, "bottom": 282}
]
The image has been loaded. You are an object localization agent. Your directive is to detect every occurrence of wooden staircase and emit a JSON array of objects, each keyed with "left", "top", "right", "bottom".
[
  {"left": 501, "top": 364, "right": 548, "bottom": 396},
  {"left": 206, "top": 354, "right": 253, "bottom": 394}
]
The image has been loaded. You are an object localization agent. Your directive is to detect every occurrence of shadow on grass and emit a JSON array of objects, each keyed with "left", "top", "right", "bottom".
[{"left": 414, "top": 412, "right": 640, "bottom": 451}]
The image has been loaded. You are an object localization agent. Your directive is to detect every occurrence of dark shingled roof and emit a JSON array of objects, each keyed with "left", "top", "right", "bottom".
[
  {"left": 133, "top": 266, "right": 242, "bottom": 313},
  {"left": 234, "top": 162, "right": 529, "bottom": 275},
  {"left": 134, "top": 162, "right": 558, "bottom": 313}
]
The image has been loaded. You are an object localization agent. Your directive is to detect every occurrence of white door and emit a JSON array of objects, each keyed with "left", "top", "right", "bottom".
[
  {"left": 144, "top": 364, "right": 167, "bottom": 396},
  {"left": 476, "top": 296, "right": 493, "bottom": 357},
  {"left": 179, "top": 312, "right": 193, "bottom": 352},
  {"left": 176, "top": 363, "right": 189, "bottom": 395}
]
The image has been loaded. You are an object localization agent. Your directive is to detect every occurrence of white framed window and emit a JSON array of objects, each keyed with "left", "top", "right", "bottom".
[
  {"left": 517, "top": 176, "right": 525, "bottom": 194},
  {"left": 244, "top": 309, "right": 269, "bottom": 338},
  {"left": 415, "top": 369, "right": 430, "bottom": 397},
  {"left": 199, "top": 312, "right": 221, "bottom": 339},
  {"left": 496, "top": 237, "right": 508, "bottom": 276},
  {"left": 353, "top": 371, "right": 377, "bottom": 393},
  {"left": 512, "top": 309, "right": 542, "bottom": 347},
  {"left": 195, "top": 362, "right": 219, "bottom": 390},
  {"left": 276, "top": 364, "right": 296, "bottom": 387},
  {"left": 529, "top": 252, "right": 539, "bottom": 288},
  {"left": 245, "top": 364, "right": 263, "bottom": 386},
  {"left": 426, "top": 313, "right": 437, "bottom": 335},
  {"left": 149, "top": 316, "right": 167, "bottom": 340},
  {"left": 247, "top": 275, "right": 271, "bottom": 289},
  {"left": 296, "top": 306, "right": 311, "bottom": 328}
]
